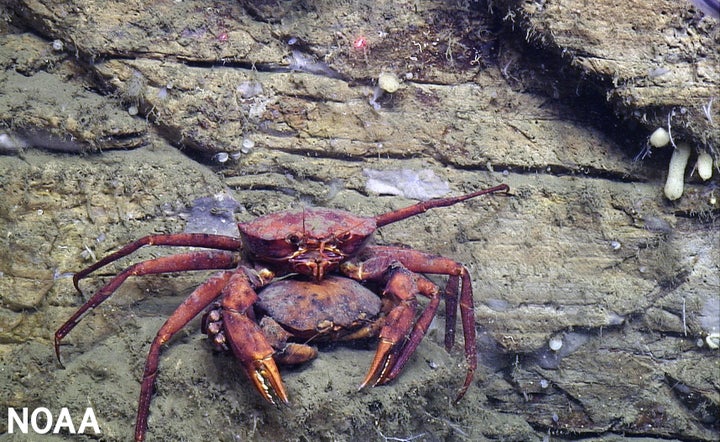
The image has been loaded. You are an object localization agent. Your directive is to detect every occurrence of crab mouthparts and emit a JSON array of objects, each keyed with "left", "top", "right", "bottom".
[{"left": 289, "top": 249, "right": 344, "bottom": 281}]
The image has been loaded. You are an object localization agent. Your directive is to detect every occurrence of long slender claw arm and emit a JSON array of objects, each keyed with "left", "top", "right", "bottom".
[
  {"left": 135, "top": 271, "right": 234, "bottom": 441},
  {"left": 55, "top": 250, "right": 239, "bottom": 365},
  {"left": 454, "top": 267, "right": 476, "bottom": 402},
  {"left": 362, "top": 274, "right": 443, "bottom": 388},
  {"left": 443, "top": 275, "right": 460, "bottom": 351},
  {"left": 73, "top": 233, "right": 243, "bottom": 291},
  {"left": 359, "top": 338, "right": 397, "bottom": 390},
  {"left": 374, "top": 184, "right": 509, "bottom": 227},
  {"left": 382, "top": 276, "right": 441, "bottom": 383}
]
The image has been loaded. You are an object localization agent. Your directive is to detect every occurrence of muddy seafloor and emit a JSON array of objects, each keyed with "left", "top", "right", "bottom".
[{"left": 1, "top": 1, "right": 719, "bottom": 441}]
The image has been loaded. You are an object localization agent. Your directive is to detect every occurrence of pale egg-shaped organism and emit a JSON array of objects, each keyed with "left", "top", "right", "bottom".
[
  {"left": 696, "top": 151, "right": 713, "bottom": 181},
  {"left": 378, "top": 72, "right": 401, "bottom": 93},
  {"left": 649, "top": 127, "right": 670, "bottom": 148}
]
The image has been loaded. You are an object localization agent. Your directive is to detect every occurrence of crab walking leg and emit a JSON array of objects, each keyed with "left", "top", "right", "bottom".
[
  {"left": 73, "top": 233, "right": 243, "bottom": 291},
  {"left": 343, "top": 246, "right": 477, "bottom": 401},
  {"left": 454, "top": 270, "right": 475, "bottom": 401},
  {"left": 342, "top": 246, "right": 465, "bottom": 350},
  {"left": 135, "top": 271, "right": 234, "bottom": 442},
  {"left": 359, "top": 266, "right": 418, "bottom": 390},
  {"left": 220, "top": 271, "right": 289, "bottom": 405},
  {"left": 382, "top": 275, "right": 442, "bottom": 383},
  {"left": 381, "top": 247, "right": 476, "bottom": 401},
  {"left": 443, "top": 274, "right": 460, "bottom": 351},
  {"left": 55, "top": 250, "right": 240, "bottom": 362}
]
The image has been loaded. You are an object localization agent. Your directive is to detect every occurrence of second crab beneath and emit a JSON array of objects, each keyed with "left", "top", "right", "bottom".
[{"left": 203, "top": 275, "right": 385, "bottom": 365}]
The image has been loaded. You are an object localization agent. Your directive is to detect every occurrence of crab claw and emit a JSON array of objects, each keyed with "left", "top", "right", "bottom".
[
  {"left": 359, "top": 338, "right": 398, "bottom": 389},
  {"left": 222, "top": 310, "right": 289, "bottom": 405},
  {"left": 359, "top": 302, "right": 416, "bottom": 389},
  {"left": 246, "top": 355, "right": 289, "bottom": 405},
  {"left": 360, "top": 267, "right": 422, "bottom": 390}
]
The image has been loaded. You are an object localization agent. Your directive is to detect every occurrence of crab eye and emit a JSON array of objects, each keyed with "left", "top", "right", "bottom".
[
  {"left": 336, "top": 231, "right": 352, "bottom": 242},
  {"left": 286, "top": 232, "right": 303, "bottom": 246}
]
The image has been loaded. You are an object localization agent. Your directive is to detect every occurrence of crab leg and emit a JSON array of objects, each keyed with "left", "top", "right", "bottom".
[
  {"left": 362, "top": 269, "right": 444, "bottom": 388},
  {"left": 73, "top": 233, "right": 243, "bottom": 291},
  {"left": 135, "top": 270, "right": 234, "bottom": 441},
  {"left": 382, "top": 276, "right": 442, "bottom": 383},
  {"left": 358, "top": 247, "right": 472, "bottom": 344},
  {"left": 343, "top": 246, "right": 476, "bottom": 401},
  {"left": 55, "top": 250, "right": 240, "bottom": 362},
  {"left": 219, "top": 270, "right": 289, "bottom": 405},
  {"left": 359, "top": 266, "right": 418, "bottom": 390},
  {"left": 443, "top": 274, "right": 460, "bottom": 351},
  {"left": 374, "top": 184, "right": 509, "bottom": 227}
]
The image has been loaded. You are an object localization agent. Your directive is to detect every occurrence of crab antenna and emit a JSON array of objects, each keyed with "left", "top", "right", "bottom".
[
  {"left": 302, "top": 206, "right": 306, "bottom": 236},
  {"left": 374, "top": 184, "right": 509, "bottom": 227}
]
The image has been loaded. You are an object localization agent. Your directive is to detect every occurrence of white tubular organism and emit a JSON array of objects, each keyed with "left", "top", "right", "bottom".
[{"left": 664, "top": 143, "right": 691, "bottom": 200}]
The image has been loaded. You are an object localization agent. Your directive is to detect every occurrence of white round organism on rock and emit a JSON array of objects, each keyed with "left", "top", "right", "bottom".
[
  {"left": 664, "top": 142, "right": 691, "bottom": 200},
  {"left": 370, "top": 72, "right": 402, "bottom": 110},
  {"left": 649, "top": 127, "right": 670, "bottom": 148},
  {"left": 241, "top": 137, "right": 255, "bottom": 154},
  {"left": 51, "top": 39, "right": 64, "bottom": 52},
  {"left": 706, "top": 333, "right": 720, "bottom": 350},
  {"left": 699, "top": 297, "right": 719, "bottom": 349},
  {"left": 213, "top": 152, "right": 229, "bottom": 163},
  {"left": 378, "top": 72, "right": 401, "bottom": 93},
  {"left": 548, "top": 335, "right": 563, "bottom": 352},
  {"left": 696, "top": 151, "right": 713, "bottom": 181}
]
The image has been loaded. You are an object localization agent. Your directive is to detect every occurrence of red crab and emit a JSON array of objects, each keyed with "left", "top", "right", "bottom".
[{"left": 55, "top": 183, "right": 509, "bottom": 441}]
